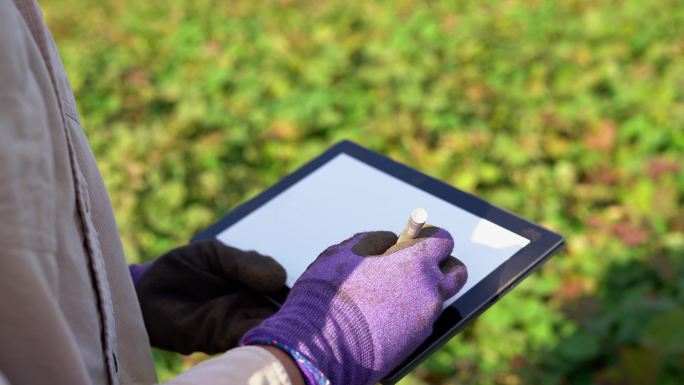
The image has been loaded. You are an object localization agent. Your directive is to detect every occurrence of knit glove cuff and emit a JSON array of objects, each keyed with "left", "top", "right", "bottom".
[{"left": 242, "top": 278, "right": 377, "bottom": 385}]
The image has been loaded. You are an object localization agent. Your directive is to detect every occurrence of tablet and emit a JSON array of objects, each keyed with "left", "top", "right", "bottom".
[{"left": 193, "top": 140, "right": 564, "bottom": 384}]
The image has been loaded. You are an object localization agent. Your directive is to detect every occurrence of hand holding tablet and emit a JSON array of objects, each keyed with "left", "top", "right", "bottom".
[
  {"left": 194, "top": 141, "right": 564, "bottom": 383},
  {"left": 242, "top": 227, "right": 467, "bottom": 385}
]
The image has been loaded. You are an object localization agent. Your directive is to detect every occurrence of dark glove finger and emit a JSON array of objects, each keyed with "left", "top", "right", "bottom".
[
  {"left": 144, "top": 291, "right": 279, "bottom": 354},
  {"left": 192, "top": 239, "right": 287, "bottom": 293},
  {"left": 195, "top": 293, "right": 280, "bottom": 354},
  {"left": 316, "top": 232, "right": 375, "bottom": 259},
  {"left": 349, "top": 231, "right": 398, "bottom": 256},
  {"left": 227, "top": 316, "right": 273, "bottom": 349}
]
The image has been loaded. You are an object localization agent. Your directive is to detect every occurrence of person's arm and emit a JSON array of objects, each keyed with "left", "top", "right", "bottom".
[
  {"left": 162, "top": 346, "right": 303, "bottom": 385},
  {"left": 258, "top": 346, "right": 305, "bottom": 385}
]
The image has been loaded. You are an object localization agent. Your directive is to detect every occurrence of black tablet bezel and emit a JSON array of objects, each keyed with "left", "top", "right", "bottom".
[{"left": 192, "top": 140, "right": 564, "bottom": 384}]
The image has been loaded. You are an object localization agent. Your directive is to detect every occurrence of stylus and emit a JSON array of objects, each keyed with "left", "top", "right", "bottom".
[{"left": 397, "top": 208, "right": 428, "bottom": 243}]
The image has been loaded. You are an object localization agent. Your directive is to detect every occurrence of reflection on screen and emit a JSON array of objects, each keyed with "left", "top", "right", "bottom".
[{"left": 217, "top": 154, "right": 530, "bottom": 306}]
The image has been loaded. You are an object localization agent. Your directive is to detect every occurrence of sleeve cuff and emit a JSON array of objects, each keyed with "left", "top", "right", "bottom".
[{"left": 242, "top": 337, "right": 330, "bottom": 385}]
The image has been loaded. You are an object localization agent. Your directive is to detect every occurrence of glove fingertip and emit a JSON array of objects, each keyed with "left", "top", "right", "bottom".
[
  {"left": 350, "top": 231, "right": 398, "bottom": 256},
  {"left": 240, "top": 252, "right": 288, "bottom": 292},
  {"left": 318, "top": 231, "right": 388, "bottom": 258},
  {"left": 440, "top": 257, "right": 468, "bottom": 298},
  {"left": 259, "top": 259, "right": 288, "bottom": 292}
]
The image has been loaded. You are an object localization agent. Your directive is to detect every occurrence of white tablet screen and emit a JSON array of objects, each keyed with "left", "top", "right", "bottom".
[{"left": 217, "top": 154, "right": 530, "bottom": 306}]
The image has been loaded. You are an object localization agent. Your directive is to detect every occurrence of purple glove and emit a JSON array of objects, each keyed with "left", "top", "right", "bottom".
[{"left": 242, "top": 227, "right": 468, "bottom": 385}]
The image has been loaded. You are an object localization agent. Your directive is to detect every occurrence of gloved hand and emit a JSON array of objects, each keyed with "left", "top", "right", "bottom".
[
  {"left": 242, "top": 227, "right": 468, "bottom": 385},
  {"left": 133, "top": 239, "right": 286, "bottom": 354}
]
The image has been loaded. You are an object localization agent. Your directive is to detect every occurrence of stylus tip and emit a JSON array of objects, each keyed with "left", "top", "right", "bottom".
[{"left": 411, "top": 207, "right": 428, "bottom": 225}]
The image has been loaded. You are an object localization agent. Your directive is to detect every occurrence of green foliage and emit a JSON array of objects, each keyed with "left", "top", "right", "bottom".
[{"left": 42, "top": 0, "right": 684, "bottom": 383}]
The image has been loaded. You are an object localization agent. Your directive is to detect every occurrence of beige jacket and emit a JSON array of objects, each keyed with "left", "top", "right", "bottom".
[{"left": 0, "top": 1, "right": 290, "bottom": 384}]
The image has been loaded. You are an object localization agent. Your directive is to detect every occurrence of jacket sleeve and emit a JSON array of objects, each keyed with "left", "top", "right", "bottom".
[
  {"left": 0, "top": 2, "right": 93, "bottom": 384},
  {"left": 164, "top": 346, "right": 293, "bottom": 385}
]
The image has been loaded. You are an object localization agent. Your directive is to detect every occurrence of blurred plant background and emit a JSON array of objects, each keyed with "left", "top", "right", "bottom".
[{"left": 43, "top": 0, "right": 683, "bottom": 384}]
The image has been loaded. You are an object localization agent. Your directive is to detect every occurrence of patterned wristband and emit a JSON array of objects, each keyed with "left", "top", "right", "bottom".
[{"left": 242, "top": 337, "right": 330, "bottom": 385}]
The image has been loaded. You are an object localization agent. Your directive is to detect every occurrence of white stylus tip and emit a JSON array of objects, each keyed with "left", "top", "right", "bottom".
[{"left": 411, "top": 208, "right": 428, "bottom": 224}]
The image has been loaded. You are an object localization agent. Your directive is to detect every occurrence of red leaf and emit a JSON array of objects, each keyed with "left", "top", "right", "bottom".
[
  {"left": 611, "top": 222, "right": 648, "bottom": 246},
  {"left": 647, "top": 157, "right": 680, "bottom": 180},
  {"left": 584, "top": 120, "right": 617, "bottom": 150}
]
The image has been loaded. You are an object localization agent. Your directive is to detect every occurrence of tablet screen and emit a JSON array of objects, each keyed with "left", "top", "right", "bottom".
[{"left": 216, "top": 153, "right": 530, "bottom": 307}]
